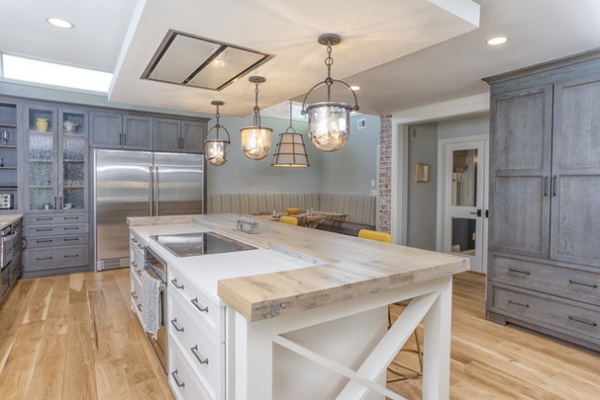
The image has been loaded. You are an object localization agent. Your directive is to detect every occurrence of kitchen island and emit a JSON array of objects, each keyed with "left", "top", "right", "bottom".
[{"left": 129, "top": 214, "right": 468, "bottom": 400}]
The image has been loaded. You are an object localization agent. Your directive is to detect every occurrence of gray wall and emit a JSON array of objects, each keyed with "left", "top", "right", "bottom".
[
  {"left": 317, "top": 114, "right": 380, "bottom": 194},
  {"left": 407, "top": 123, "right": 438, "bottom": 251},
  {"left": 437, "top": 114, "right": 489, "bottom": 140}
]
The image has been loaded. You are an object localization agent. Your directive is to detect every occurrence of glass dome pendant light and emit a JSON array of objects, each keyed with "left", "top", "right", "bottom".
[
  {"left": 272, "top": 101, "right": 309, "bottom": 167},
  {"left": 240, "top": 76, "right": 272, "bottom": 160},
  {"left": 204, "top": 100, "right": 231, "bottom": 166},
  {"left": 301, "top": 33, "right": 360, "bottom": 152}
]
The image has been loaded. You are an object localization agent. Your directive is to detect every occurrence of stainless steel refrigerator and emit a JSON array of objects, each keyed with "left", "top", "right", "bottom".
[{"left": 94, "top": 149, "right": 205, "bottom": 271}]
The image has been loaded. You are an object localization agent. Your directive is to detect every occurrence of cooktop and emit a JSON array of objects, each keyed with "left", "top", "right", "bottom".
[{"left": 150, "top": 231, "right": 256, "bottom": 257}]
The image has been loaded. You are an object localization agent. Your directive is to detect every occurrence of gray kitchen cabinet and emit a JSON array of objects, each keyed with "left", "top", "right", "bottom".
[
  {"left": 153, "top": 117, "right": 207, "bottom": 153},
  {"left": 90, "top": 110, "right": 153, "bottom": 150},
  {"left": 22, "top": 103, "right": 90, "bottom": 277},
  {"left": 0, "top": 98, "right": 20, "bottom": 212},
  {"left": 485, "top": 51, "right": 600, "bottom": 351}
]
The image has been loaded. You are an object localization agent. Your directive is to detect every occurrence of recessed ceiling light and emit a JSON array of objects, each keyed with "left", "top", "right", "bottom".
[
  {"left": 486, "top": 36, "right": 508, "bottom": 46},
  {"left": 46, "top": 17, "right": 74, "bottom": 29},
  {"left": 350, "top": 85, "right": 361, "bottom": 91}
]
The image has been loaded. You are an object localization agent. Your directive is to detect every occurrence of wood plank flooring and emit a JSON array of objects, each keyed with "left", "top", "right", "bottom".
[{"left": 0, "top": 269, "right": 598, "bottom": 399}]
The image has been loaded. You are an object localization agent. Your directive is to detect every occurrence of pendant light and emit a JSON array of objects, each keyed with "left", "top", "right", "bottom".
[
  {"left": 272, "top": 101, "right": 309, "bottom": 167},
  {"left": 301, "top": 33, "right": 359, "bottom": 152},
  {"left": 204, "top": 100, "right": 231, "bottom": 166},
  {"left": 240, "top": 76, "right": 272, "bottom": 160}
]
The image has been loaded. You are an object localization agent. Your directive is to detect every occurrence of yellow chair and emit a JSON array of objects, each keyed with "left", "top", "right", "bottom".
[
  {"left": 358, "top": 229, "right": 392, "bottom": 243},
  {"left": 357, "top": 228, "right": 422, "bottom": 382},
  {"left": 279, "top": 215, "right": 298, "bottom": 226}
]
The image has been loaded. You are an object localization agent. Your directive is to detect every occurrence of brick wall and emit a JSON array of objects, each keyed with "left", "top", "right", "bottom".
[{"left": 378, "top": 115, "right": 392, "bottom": 232}]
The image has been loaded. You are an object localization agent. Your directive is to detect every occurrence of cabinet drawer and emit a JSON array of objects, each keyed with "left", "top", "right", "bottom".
[
  {"left": 25, "top": 223, "right": 88, "bottom": 237},
  {"left": 130, "top": 271, "right": 143, "bottom": 322},
  {"left": 169, "top": 267, "right": 224, "bottom": 341},
  {"left": 491, "top": 285, "right": 600, "bottom": 342},
  {"left": 24, "top": 245, "right": 88, "bottom": 271},
  {"left": 25, "top": 213, "right": 88, "bottom": 225},
  {"left": 168, "top": 341, "right": 214, "bottom": 400},
  {"left": 27, "top": 234, "right": 88, "bottom": 248},
  {"left": 492, "top": 255, "right": 600, "bottom": 305},
  {"left": 168, "top": 293, "right": 223, "bottom": 400}
]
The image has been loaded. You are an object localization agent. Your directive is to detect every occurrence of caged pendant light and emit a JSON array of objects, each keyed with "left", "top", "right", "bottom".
[
  {"left": 301, "top": 33, "right": 359, "bottom": 152},
  {"left": 240, "top": 76, "right": 272, "bottom": 160},
  {"left": 204, "top": 100, "right": 231, "bottom": 166},
  {"left": 272, "top": 101, "right": 309, "bottom": 167}
]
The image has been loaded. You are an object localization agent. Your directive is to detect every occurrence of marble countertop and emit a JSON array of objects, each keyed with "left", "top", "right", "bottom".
[
  {"left": 130, "top": 214, "right": 469, "bottom": 322},
  {"left": 0, "top": 214, "right": 22, "bottom": 230}
]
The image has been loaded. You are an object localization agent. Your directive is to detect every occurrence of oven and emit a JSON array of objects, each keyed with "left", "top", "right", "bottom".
[{"left": 144, "top": 246, "right": 167, "bottom": 372}]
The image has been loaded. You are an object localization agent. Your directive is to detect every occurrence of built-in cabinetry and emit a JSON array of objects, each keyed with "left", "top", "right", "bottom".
[
  {"left": 485, "top": 51, "right": 600, "bottom": 351},
  {"left": 0, "top": 99, "right": 19, "bottom": 211},
  {"left": 22, "top": 104, "right": 89, "bottom": 277},
  {"left": 90, "top": 110, "right": 153, "bottom": 150},
  {"left": 0, "top": 217, "right": 22, "bottom": 306},
  {"left": 168, "top": 265, "right": 225, "bottom": 400},
  {"left": 91, "top": 111, "right": 207, "bottom": 153},
  {"left": 153, "top": 118, "right": 206, "bottom": 153}
]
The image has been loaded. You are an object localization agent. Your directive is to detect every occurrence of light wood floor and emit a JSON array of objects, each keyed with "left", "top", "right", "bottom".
[{"left": 0, "top": 270, "right": 598, "bottom": 399}]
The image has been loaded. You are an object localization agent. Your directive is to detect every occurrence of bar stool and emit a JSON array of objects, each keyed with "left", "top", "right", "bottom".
[
  {"left": 358, "top": 229, "right": 423, "bottom": 382},
  {"left": 279, "top": 216, "right": 298, "bottom": 226}
]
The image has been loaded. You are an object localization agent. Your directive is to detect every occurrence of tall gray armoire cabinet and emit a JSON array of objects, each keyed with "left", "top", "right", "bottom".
[{"left": 484, "top": 50, "right": 600, "bottom": 351}]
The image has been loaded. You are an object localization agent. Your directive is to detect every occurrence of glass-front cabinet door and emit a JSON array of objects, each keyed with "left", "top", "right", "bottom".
[
  {"left": 27, "top": 105, "right": 57, "bottom": 211},
  {"left": 59, "top": 109, "right": 87, "bottom": 211},
  {"left": 25, "top": 105, "right": 87, "bottom": 212}
]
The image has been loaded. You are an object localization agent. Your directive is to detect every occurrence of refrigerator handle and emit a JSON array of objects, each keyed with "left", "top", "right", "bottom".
[
  {"left": 154, "top": 167, "right": 160, "bottom": 216},
  {"left": 149, "top": 166, "right": 154, "bottom": 215}
]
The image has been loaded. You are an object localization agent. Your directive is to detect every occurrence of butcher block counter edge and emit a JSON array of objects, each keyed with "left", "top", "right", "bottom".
[{"left": 128, "top": 214, "right": 469, "bottom": 322}]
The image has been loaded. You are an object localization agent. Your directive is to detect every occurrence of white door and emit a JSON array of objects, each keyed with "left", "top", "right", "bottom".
[{"left": 439, "top": 138, "right": 489, "bottom": 273}]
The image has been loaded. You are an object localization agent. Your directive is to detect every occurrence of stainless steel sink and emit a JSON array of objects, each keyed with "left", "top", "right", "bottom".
[{"left": 150, "top": 231, "right": 256, "bottom": 257}]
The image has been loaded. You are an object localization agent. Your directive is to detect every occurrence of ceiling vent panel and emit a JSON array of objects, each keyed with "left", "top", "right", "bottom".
[{"left": 142, "top": 30, "right": 274, "bottom": 91}]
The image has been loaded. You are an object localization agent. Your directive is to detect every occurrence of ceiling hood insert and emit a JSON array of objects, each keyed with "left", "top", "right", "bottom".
[{"left": 142, "top": 30, "right": 274, "bottom": 91}]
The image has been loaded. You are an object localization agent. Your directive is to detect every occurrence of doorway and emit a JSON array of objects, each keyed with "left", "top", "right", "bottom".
[{"left": 438, "top": 136, "right": 489, "bottom": 273}]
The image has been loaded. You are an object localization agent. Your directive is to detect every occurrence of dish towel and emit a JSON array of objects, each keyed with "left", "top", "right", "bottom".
[{"left": 141, "top": 269, "right": 165, "bottom": 339}]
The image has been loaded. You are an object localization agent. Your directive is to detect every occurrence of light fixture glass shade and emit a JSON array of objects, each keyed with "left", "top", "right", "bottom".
[
  {"left": 240, "top": 126, "right": 272, "bottom": 160},
  {"left": 272, "top": 133, "right": 309, "bottom": 167},
  {"left": 306, "top": 102, "right": 352, "bottom": 152},
  {"left": 205, "top": 139, "right": 229, "bottom": 166}
]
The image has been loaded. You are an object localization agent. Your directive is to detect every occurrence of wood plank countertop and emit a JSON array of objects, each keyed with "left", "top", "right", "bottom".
[{"left": 186, "top": 214, "right": 470, "bottom": 322}]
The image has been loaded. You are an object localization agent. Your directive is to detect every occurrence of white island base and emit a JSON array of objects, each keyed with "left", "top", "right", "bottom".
[{"left": 229, "top": 276, "right": 452, "bottom": 400}]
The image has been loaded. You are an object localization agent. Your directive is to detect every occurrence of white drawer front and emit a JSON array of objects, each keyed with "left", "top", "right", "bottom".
[
  {"left": 168, "top": 341, "right": 214, "bottom": 400},
  {"left": 168, "top": 293, "right": 224, "bottom": 400},
  {"left": 169, "top": 266, "right": 224, "bottom": 341}
]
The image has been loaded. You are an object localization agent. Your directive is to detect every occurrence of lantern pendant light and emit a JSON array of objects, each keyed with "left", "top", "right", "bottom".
[
  {"left": 240, "top": 76, "right": 272, "bottom": 160},
  {"left": 204, "top": 100, "right": 231, "bottom": 166},
  {"left": 301, "top": 33, "right": 360, "bottom": 152},
  {"left": 272, "top": 101, "right": 309, "bottom": 167}
]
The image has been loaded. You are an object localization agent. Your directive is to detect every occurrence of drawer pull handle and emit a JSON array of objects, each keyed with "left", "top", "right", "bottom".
[
  {"left": 36, "top": 228, "right": 53, "bottom": 232},
  {"left": 131, "top": 261, "right": 137, "bottom": 267},
  {"left": 64, "top": 238, "right": 80, "bottom": 242},
  {"left": 131, "top": 238, "right": 137, "bottom": 243},
  {"left": 36, "top": 239, "right": 53, "bottom": 243},
  {"left": 36, "top": 217, "right": 53, "bottom": 221},
  {"left": 171, "top": 279, "right": 184, "bottom": 290},
  {"left": 64, "top": 227, "right": 79, "bottom": 231},
  {"left": 568, "top": 279, "right": 598, "bottom": 289},
  {"left": 131, "top": 291, "right": 138, "bottom": 299},
  {"left": 64, "top": 254, "right": 79, "bottom": 258},
  {"left": 136, "top": 269, "right": 142, "bottom": 277},
  {"left": 36, "top": 256, "right": 53, "bottom": 261},
  {"left": 171, "top": 370, "right": 185, "bottom": 387},
  {"left": 508, "top": 299, "right": 529, "bottom": 308},
  {"left": 191, "top": 345, "right": 209, "bottom": 365},
  {"left": 191, "top": 297, "right": 208, "bottom": 313},
  {"left": 568, "top": 315, "right": 597, "bottom": 327},
  {"left": 64, "top": 217, "right": 80, "bottom": 220},
  {"left": 137, "top": 244, "right": 144, "bottom": 249},
  {"left": 170, "top": 318, "right": 184, "bottom": 332},
  {"left": 137, "top": 303, "right": 142, "bottom": 312},
  {"left": 508, "top": 267, "right": 531, "bottom": 276}
]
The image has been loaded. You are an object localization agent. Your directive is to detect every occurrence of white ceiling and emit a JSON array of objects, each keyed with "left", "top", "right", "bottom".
[{"left": 1, "top": 0, "right": 600, "bottom": 117}]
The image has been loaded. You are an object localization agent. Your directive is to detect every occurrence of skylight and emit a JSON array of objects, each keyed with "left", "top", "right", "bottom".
[{"left": 0, "top": 53, "right": 113, "bottom": 93}]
